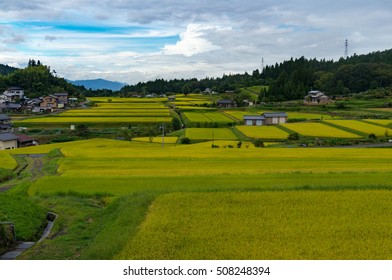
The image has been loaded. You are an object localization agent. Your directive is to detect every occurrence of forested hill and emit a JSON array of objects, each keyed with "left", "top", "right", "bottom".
[
  {"left": 118, "top": 48, "right": 392, "bottom": 100},
  {"left": 261, "top": 49, "right": 392, "bottom": 101},
  {"left": 0, "top": 64, "right": 18, "bottom": 75},
  {"left": 0, "top": 61, "right": 81, "bottom": 98}
]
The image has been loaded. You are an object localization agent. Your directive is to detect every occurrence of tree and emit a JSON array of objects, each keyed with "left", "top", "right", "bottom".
[
  {"left": 75, "top": 124, "right": 89, "bottom": 137},
  {"left": 172, "top": 118, "right": 182, "bottom": 131}
]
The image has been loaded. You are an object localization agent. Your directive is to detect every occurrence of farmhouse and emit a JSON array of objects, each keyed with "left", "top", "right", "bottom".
[
  {"left": 0, "top": 114, "right": 13, "bottom": 133},
  {"left": 16, "top": 134, "right": 36, "bottom": 148},
  {"left": 263, "top": 112, "right": 288, "bottom": 125},
  {"left": 244, "top": 115, "right": 265, "bottom": 126},
  {"left": 2, "top": 87, "right": 24, "bottom": 102},
  {"left": 243, "top": 112, "right": 287, "bottom": 126},
  {"left": 216, "top": 100, "right": 237, "bottom": 108},
  {"left": 0, "top": 133, "right": 18, "bottom": 150},
  {"left": 40, "top": 95, "right": 58, "bottom": 111},
  {"left": 54, "top": 93, "right": 69, "bottom": 106},
  {"left": 304, "top": 90, "right": 330, "bottom": 104}
]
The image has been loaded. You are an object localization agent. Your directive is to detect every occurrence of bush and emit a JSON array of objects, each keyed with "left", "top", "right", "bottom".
[
  {"left": 288, "top": 132, "right": 300, "bottom": 141},
  {"left": 181, "top": 137, "right": 191, "bottom": 144},
  {"left": 253, "top": 139, "right": 264, "bottom": 148}
]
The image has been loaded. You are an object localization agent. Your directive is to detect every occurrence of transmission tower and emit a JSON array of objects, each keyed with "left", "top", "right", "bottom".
[{"left": 344, "top": 39, "right": 348, "bottom": 59}]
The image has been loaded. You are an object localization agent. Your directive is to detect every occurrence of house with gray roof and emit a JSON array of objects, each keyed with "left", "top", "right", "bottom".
[
  {"left": 243, "top": 112, "right": 287, "bottom": 126},
  {"left": 0, "top": 133, "right": 19, "bottom": 150}
]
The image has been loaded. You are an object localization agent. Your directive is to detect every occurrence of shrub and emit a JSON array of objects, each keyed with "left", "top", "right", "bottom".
[
  {"left": 288, "top": 132, "right": 300, "bottom": 141},
  {"left": 181, "top": 137, "right": 191, "bottom": 144},
  {"left": 253, "top": 139, "right": 264, "bottom": 148}
]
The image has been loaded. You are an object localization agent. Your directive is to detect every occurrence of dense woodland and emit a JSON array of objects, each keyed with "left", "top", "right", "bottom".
[{"left": 1, "top": 49, "right": 392, "bottom": 101}]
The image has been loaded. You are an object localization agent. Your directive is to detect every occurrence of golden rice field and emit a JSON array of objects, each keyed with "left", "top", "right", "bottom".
[
  {"left": 132, "top": 136, "right": 178, "bottom": 144},
  {"left": 88, "top": 97, "right": 167, "bottom": 103},
  {"left": 364, "top": 119, "right": 392, "bottom": 127},
  {"left": 185, "top": 128, "right": 238, "bottom": 140},
  {"left": 16, "top": 116, "right": 172, "bottom": 124},
  {"left": 224, "top": 111, "right": 334, "bottom": 121},
  {"left": 236, "top": 125, "right": 289, "bottom": 139},
  {"left": 281, "top": 122, "right": 362, "bottom": 138},
  {"left": 325, "top": 120, "right": 392, "bottom": 136},
  {"left": 183, "top": 111, "right": 234, "bottom": 123},
  {"left": 117, "top": 190, "right": 392, "bottom": 260},
  {"left": 4, "top": 138, "right": 392, "bottom": 259},
  {"left": 0, "top": 152, "right": 17, "bottom": 169}
]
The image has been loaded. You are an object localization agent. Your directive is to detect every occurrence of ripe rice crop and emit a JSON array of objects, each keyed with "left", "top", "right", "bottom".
[
  {"left": 325, "top": 120, "right": 392, "bottom": 136},
  {"left": 88, "top": 97, "right": 166, "bottom": 103},
  {"left": 16, "top": 116, "right": 172, "bottom": 124},
  {"left": 132, "top": 136, "right": 178, "bottom": 144},
  {"left": 96, "top": 103, "right": 165, "bottom": 109},
  {"left": 363, "top": 119, "right": 392, "bottom": 127},
  {"left": 185, "top": 128, "right": 238, "bottom": 140},
  {"left": 183, "top": 111, "right": 235, "bottom": 123},
  {"left": 281, "top": 122, "right": 361, "bottom": 138},
  {"left": 117, "top": 190, "right": 392, "bottom": 259},
  {"left": 0, "top": 152, "right": 17, "bottom": 170},
  {"left": 236, "top": 125, "right": 288, "bottom": 139}
]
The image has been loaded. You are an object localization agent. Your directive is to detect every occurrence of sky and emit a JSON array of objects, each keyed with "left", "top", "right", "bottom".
[{"left": 0, "top": 0, "right": 391, "bottom": 85}]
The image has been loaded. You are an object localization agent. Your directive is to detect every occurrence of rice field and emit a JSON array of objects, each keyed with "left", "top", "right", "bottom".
[
  {"left": 281, "top": 122, "right": 362, "bottom": 138},
  {"left": 15, "top": 98, "right": 172, "bottom": 125},
  {"left": 236, "top": 125, "right": 289, "bottom": 139},
  {"left": 325, "top": 120, "right": 392, "bottom": 136},
  {"left": 364, "top": 119, "right": 392, "bottom": 127},
  {"left": 183, "top": 111, "right": 235, "bottom": 123},
  {"left": 5, "top": 138, "right": 392, "bottom": 259},
  {"left": 224, "top": 111, "right": 335, "bottom": 121},
  {"left": 184, "top": 128, "right": 238, "bottom": 140},
  {"left": 132, "top": 136, "right": 178, "bottom": 144},
  {"left": 16, "top": 116, "right": 172, "bottom": 124},
  {"left": 0, "top": 152, "right": 18, "bottom": 169},
  {"left": 117, "top": 190, "right": 392, "bottom": 260}
]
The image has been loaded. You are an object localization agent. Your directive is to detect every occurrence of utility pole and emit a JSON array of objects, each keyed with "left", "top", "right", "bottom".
[
  {"left": 161, "top": 123, "right": 164, "bottom": 149},
  {"left": 344, "top": 39, "right": 349, "bottom": 59}
]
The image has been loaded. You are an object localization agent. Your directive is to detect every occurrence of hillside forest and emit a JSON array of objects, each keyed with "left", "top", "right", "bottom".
[{"left": 1, "top": 49, "right": 392, "bottom": 101}]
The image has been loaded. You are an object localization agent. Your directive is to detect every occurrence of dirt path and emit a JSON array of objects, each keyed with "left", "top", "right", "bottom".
[{"left": 30, "top": 155, "right": 44, "bottom": 179}]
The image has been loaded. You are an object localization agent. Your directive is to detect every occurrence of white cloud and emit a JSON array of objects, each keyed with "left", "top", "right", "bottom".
[{"left": 162, "top": 24, "right": 221, "bottom": 57}]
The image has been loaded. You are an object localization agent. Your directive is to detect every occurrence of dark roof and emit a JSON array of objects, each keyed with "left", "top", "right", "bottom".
[
  {"left": 15, "top": 134, "right": 34, "bottom": 143},
  {"left": 0, "top": 114, "right": 11, "bottom": 121},
  {"left": 217, "top": 100, "right": 235, "bottom": 104},
  {"left": 243, "top": 115, "right": 265, "bottom": 120},
  {"left": 262, "top": 112, "right": 288, "bottom": 118},
  {"left": 54, "top": 93, "right": 68, "bottom": 96},
  {"left": 0, "top": 133, "right": 19, "bottom": 141}
]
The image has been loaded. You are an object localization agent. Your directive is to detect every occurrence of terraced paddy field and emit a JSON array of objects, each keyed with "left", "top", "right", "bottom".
[
  {"left": 325, "top": 120, "right": 392, "bottom": 136},
  {"left": 236, "top": 125, "right": 289, "bottom": 139},
  {"left": 281, "top": 122, "right": 362, "bottom": 138},
  {"left": 183, "top": 111, "right": 235, "bottom": 124},
  {"left": 3, "top": 139, "right": 392, "bottom": 259},
  {"left": 224, "top": 111, "right": 335, "bottom": 121},
  {"left": 184, "top": 128, "right": 238, "bottom": 140},
  {"left": 364, "top": 119, "right": 392, "bottom": 127},
  {"left": 15, "top": 99, "right": 172, "bottom": 126},
  {"left": 0, "top": 152, "right": 18, "bottom": 170}
]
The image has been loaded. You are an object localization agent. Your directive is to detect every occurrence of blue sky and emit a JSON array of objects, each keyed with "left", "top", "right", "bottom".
[{"left": 1, "top": 0, "right": 392, "bottom": 84}]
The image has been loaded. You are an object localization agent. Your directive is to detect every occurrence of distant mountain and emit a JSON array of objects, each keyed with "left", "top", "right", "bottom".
[{"left": 68, "top": 78, "right": 127, "bottom": 91}]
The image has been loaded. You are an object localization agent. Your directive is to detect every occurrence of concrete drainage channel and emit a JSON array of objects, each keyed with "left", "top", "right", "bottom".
[{"left": 0, "top": 212, "right": 57, "bottom": 260}]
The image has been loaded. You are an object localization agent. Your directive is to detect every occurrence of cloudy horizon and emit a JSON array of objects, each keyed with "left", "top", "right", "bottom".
[{"left": 1, "top": 0, "right": 391, "bottom": 85}]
